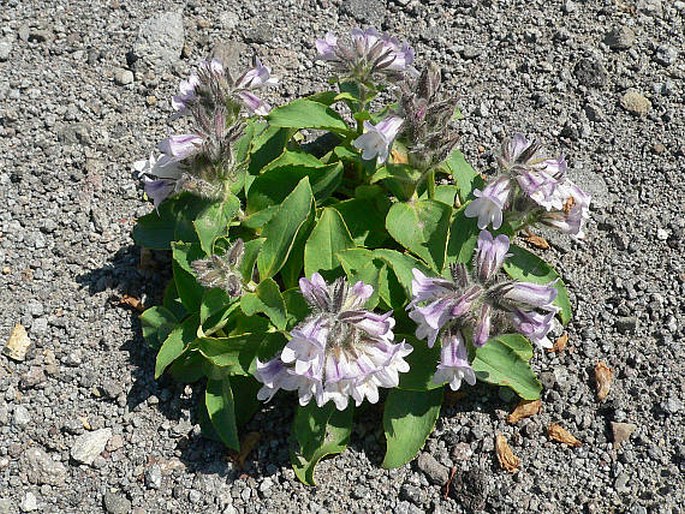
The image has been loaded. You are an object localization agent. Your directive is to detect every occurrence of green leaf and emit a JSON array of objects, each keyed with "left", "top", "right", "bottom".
[
  {"left": 196, "top": 334, "right": 259, "bottom": 374},
  {"left": 248, "top": 125, "right": 292, "bottom": 174},
  {"left": 240, "top": 278, "right": 287, "bottom": 330},
  {"left": 382, "top": 388, "right": 443, "bottom": 468},
  {"left": 446, "top": 204, "right": 480, "bottom": 266},
  {"left": 386, "top": 199, "right": 451, "bottom": 272},
  {"left": 140, "top": 306, "right": 178, "bottom": 348},
  {"left": 441, "top": 149, "right": 484, "bottom": 203},
  {"left": 283, "top": 287, "right": 310, "bottom": 329},
  {"left": 370, "top": 164, "right": 422, "bottom": 202},
  {"left": 502, "top": 245, "right": 572, "bottom": 325},
  {"left": 268, "top": 99, "right": 350, "bottom": 134},
  {"left": 199, "top": 288, "right": 238, "bottom": 335},
  {"left": 193, "top": 195, "right": 241, "bottom": 255},
  {"left": 373, "top": 249, "right": 431, "bottom": 298},
  {"left": 257, "top": 177, "right": 314, "bottom": 279},
  {"left": 169, "top": 350, "right": 209, "bottom": 383},
  {"left": 171, "top": 242, "right": 205, "bottom": 312},
  {"left": 304, "top": 208, "right": 355, "bottom": 277},
  {"left": 205, "top": 377, "right": 240, "bottom": 451},
  {"left": 133, "top": 193, "right": 209, "bottom": 250},
  {"left": 331, "top": 194, "right": 391, "bottom": 247},
  {"left": 291, "top": 402, "right": 354, "bottom": 485},
  {"left": 472, "top": 334, "right": 542, "bottom": 400},
  {"left": 238, "top": 238, "right": 264, "bottom": 282},
  {"left": 163, "top": 280, "right": 186, "bottom": 320},
  {"left": 155, "top": 313, "right": 199, "bottom": 379},
  {"left": 396, "top": 335, "right": 443, "bottom": 391},
  {"left": 247, "top": 151, "right": 342, "bottom": 213},
  {"left": 231, "top": 375, "right": 262, "bottom": 427}
]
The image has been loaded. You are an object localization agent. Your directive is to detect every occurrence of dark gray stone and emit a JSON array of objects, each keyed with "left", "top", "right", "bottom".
[
  {"left": 574, "top": 58, "right": 609, "bottom": 88},
  {"left": 416, "top": 452, "right": 449, "bottom": 485}
]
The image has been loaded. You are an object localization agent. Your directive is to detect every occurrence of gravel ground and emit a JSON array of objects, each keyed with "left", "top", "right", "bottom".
[{"left": 1, "top": 0, "right": 684, "bottom": 512}]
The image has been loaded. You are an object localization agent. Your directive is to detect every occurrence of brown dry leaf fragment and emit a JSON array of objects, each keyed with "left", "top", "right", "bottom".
[
  {"left": 525, "top": 233, "right": 550, "bottom": 250},
  {"left": 595, "top": 361, "right": 613, "bottom": 401},
  {"left": 548, "top": 332, "right": 569, "bottom": 353},
  {"left": 507, "top": 399, "right": 542, "bottom": 424},
  {"left": 548, "top": 423, "right": 582, "bottom": 447},
  {"left": 118, "top": 295, "right": 146, "bottom": 312},
  {"left": 495, "top": 433, "right": 520, "bottom": 472},
  {"left": 230, "top": 431, "right": 261, "bottom": 469},
  {"left": 443, "top": 390, "right": 468, "bottom": 408},
  {"left": 139, "top": 247, "right": 156, "bottom": 271},
  {"left": 563, "top": 196, "right": 576, "bottom": 214},
  {"left": 3, "top": 324, "right": 31, "bottom": 362},
  {"left": 390, "top": 148, "right": 409, "bottom": 165}
]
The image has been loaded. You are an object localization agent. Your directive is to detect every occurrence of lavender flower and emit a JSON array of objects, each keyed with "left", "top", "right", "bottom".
[
  {"left": 431, "top": 330, "right": 476, "bottom": 391},
  {"left": 464, "top": 176, "right": 513, "bottom": 230},
  {"left": 464, "top": 133, "right": 591, "bottom": 238},
  {"left": 407, "top": 230, "right": 559, "bottom": 387},
  {"left": 255, "top": 274, "right": 413, "bottom": 410},
  {"left": 352, "top": 115, "right": 404, "bottom": 163},
  {"left": 315, "top": 27, "right": 417, "bottom": 84},
  {"left": 191, "top": 239, "right": 245, "bottom": 296}
]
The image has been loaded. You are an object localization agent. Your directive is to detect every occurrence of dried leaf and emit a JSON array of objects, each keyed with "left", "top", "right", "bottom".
[
  {"left": 444, "top": 390, "right": 468, "bottom": 407},
  {"left": 3, "top": 324, "right": 31, "bottom": 362},
  {"left": 390, "top": 148, "right": 409, "bottom": 165},
  {"left": 548, "top": 332, "right": 569, "bottom": 353},
  {"left": 563, "top": 196, "right": 576, "bottom": 214},
  {"left": 118, "top": 294, "right": 146, "bottom": 312},
  {"left": 525, "top": 233, "right": 550, "bottom": 250},
  {"left": 495, "top": 433, "right": 520, "bottom": 472},
  {"left": 595, "top": 361, "right": 613, "bottom": 401},
  {"left": 230, "top": 431, "right": 261, "bottom": 469},
  {"left": 548, "top": 423, "right": 582, "bottom": 447},
  {"left": 506, "top": 399, "right": 542, "bottom": 424}
]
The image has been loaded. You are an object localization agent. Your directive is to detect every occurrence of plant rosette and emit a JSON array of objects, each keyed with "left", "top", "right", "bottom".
[{"left": 132, "top": 27, "right": 590, "bottom": 484}]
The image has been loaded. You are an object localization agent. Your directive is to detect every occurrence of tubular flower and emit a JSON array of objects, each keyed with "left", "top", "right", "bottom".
[
  {"left": 353, "top": 115, "right": 404, "bottom": 163},
  {"left": 255, "top": 274, "right": 413, "bottom": 411},
  {"left": 315, "top": 27, "right": 417, "bottom": 83},
  {"left": 407, "top": 230, "right": 559, "bottom": 389},
  {"left": 464, "top": 133, "right": 590, "bottom": 238}
]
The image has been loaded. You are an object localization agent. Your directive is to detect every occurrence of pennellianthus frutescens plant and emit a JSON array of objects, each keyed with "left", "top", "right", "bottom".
[{"left": 133, "top": 27, "right": 590, "bottom": 484}]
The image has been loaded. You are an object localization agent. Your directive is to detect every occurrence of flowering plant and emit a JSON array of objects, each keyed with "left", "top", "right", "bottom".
[{"left": 132, "top": 28, "right": 589, "bottom": 483}]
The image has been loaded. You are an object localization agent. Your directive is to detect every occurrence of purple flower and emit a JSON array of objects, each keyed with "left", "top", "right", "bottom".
[
  {"left": 315, "top": 27, "right": 417, "bottom": 82},
  {"left": 352, "top": 115, "right": 404, "bottom": 163},
  {"left": 472, "top": 304, "right": 492, "bottom": 348},
  {"left": 540, "top": 180, "right": 591, "bottom": 239},
  {"left": 158, "top": 134, "right": 204, "bottom": 161},
  {"left": 255, "top": 274, "right": 413, "bottom": 410},
  {"left": 494, "top": 281, "right": 558, "bottom": 312},
  {"left": 475, "top": 230, "right": 510, "bottom": 283},
  {"left": 432, "top": 330, "right": 476, "bottom": 391},
  {"left": 235, "top": 57, "right": 278, "bottom": 89},
  {"left": 511, "top": 309, "right": 556, "bottom": 350},
  {"left": 464, "top": 176, "right": 513, "bottom": 230},
  {"left": 407, "top": 269, "right": 480, "bottom": 348}
]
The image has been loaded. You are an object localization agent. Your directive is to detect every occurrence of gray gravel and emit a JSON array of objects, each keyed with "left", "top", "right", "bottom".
[{"left": 1, "top": 0, "right": 684, "bottom": 512}]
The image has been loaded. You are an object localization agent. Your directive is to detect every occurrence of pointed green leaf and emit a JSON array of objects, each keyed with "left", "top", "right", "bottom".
[
  {"left": 240, "top": 278, "right": 287, "bottom": 330},
  {"left": 304, "top": 208, "right": 355, "bottom": 277},
  {"left": 140, "top": 306, "right": 178, "bottom": 349},
  {"left": 291, "top": 402, "right": 354, "bottom": 485},
  {"left": 268, "top": 99, "right": 350, "bottom": 134},
  {"left": 205, "top": 377, "right": 240, "bottom": 451},
  {"left": 382, "top": 388, "right": 443, "bottom": 468},
  {"left": 155, "top": 313, "right": 199, "bottom": 379},
  {"left": 446, "top": 204, "right": 480, "bottom": 266},
  {"left": 373, "top": 249, "right": 431, "bottom": 298},
  {"left": 193, "top": 195, "right": 241, "bottom": 255},
  {"left": 472, "top": 334, "right": 542, "bottom": 400},
  {"left": 441, "top": 149, "right": 484, "bottom": 203},
  {"left": 386, "top": 199, "right": 451, "bottom": 272},
  {"left": 503, "top": 245, "right": 572, "bottom": 325},
  {"left": 331, "top": 194, "right": 391, "bottom": 247},
  {"left": 257, "top": 177, "right": 314, "bottom": 279},
  {"left": 171, "top": 242, "right": 205, "bottom": 311}
]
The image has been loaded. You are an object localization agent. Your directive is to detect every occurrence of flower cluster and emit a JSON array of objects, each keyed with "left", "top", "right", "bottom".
[
  {"left": 465, "top": 134, "right": 590, "bottom": 238},
  {"left": 134, "top": 57, "right": 277, "bottom": 207},
  {"left": 407, "top": 230, "right": 559, "bottom": 390},
  {"left": 255, "top": 274, "right": 413, "bottom": 410},
  {"left": 316, "top": 28, "right": 417, "bottom": 85},
  {"left": 191, "top": 238, "right": 245, "bottom": 296}
]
